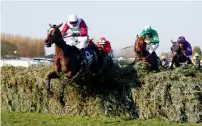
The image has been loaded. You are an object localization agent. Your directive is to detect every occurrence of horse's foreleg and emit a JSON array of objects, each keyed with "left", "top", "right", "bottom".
[
  {"left": 47, "top": 71, "right": 59, "bottom": 97},
  {"left": 170, "top": 56, "right": 180, "bottom": 68},
  {"left": 59, "top": 80, "right": 66, "bottom": 107},
  {"left": 170, "top": 57, "right": 175, "bottom": 69}
]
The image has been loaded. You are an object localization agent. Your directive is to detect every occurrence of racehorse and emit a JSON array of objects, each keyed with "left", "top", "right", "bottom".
[
  {"left": 170, "top": 40, "right": 192, "bottom": 68},
  {"left": 134, "top": 34, "right": 159, "bottom": 70},
  {"left": 44, "top": 23, "right": 101, "bottom": 106}
]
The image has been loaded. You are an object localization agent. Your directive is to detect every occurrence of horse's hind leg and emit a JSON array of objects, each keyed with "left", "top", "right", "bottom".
[{"left": 47, "top": 71, "right": 59, "bottom": 97}]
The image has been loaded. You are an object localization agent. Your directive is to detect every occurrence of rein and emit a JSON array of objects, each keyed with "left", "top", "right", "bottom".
[{"left": 54, "top": 55, "right": 66, "bottom": 59}]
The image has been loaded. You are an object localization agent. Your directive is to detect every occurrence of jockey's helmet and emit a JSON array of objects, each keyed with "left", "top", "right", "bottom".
[
  {"left": 161, "top": 55, "right": 165, "bottom": 59},
  {"left": 99, "top": 37, "right": 107, "bottom": 45},
  {"left": 177, "top": 36, "right": 186, "bottom": 43},
  {"left": 69, "top": 14, "right": 78, "bottom": 26},
  {"left": 144, "top": 25, "right": 152, "bottom": 34}
]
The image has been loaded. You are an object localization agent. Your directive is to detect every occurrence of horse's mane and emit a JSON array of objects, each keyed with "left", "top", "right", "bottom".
[
  {"left": 59, "top": 41, "right": 80, "bottom": 56},
  {"left": 51, "top": 25, "right": 80, "bottom": 55},
  {"left": 134, "top": 35, "right": 146, "bottom": 52}
]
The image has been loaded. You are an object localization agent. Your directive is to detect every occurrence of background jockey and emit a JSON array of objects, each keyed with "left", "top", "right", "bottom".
[
  {"left": 177, "top": 36, "right": 193, "bottom": 64},
  {"left": 61, "top": 14, "right": 89, "bottom": 68},
  {"left": 161, "top": 55, "right": 169, "bottom": 67},
  {"left": 192, "top": 52, "right": 201, "bottom": 68},
  {"left": 96, "top": 37, "right": 112, "bottom": 55},
  {"left": 96, "top": 37, "right": 112, "bottom": 75},
  {"left": 140, "top": 25, "right": 159, "bottom": 57}
]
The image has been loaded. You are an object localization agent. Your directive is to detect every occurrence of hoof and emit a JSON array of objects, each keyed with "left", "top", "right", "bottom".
[
  {"left": 60, "top": 100, "right": 65, "bottom": 107},
  {"left": 47, "top": 90, "right": 54, "bottom": 98}
]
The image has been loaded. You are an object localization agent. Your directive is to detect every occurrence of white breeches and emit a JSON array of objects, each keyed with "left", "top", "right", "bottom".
[
  {"left": 65, "top": 36, "right": 88, "bottom": 49},
  {"left": 146, "top": 43, "right": 159, "bottom": 54}
]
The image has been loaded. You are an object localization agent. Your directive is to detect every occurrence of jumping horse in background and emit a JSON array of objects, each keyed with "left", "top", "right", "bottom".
[
  {"left": 170, "top": 40, "right": 192, "bottom": 68},
  {"left": 134, "top": 34, "right": 159, "bottom": 70}
]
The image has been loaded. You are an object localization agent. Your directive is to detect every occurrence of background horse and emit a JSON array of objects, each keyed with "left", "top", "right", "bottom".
[
  {"left": 87, "top": 40, "right": 114, "bottom": 76},
  {"left": 170, "top": 40, "right": 192, "bottom": 68},
  {"left": 44, "top": 23, "right": 100, "bottom": 106},
  {"left": 134, "top": 34, "right": 159, "bottom": 70}
]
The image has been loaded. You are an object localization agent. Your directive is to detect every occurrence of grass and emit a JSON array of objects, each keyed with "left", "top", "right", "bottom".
[
  {"left": 1, "top": 112, "right": 202, "bottom": 126},
  {"left": 1, "top": 65, "right": 202, "bottom": 123}
]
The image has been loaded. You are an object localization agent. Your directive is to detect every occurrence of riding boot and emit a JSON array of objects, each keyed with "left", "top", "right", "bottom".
[
  {"left": 80, "top": 48, "right": 87, "bottom": 69},
  {"left": 198, "top": 61, "right": 201, "bottom": 68},
  {"left": 195, "top": 59, "right": 201, "bottom": 68},
  {"left": 151, "top": 51, "right": 160, "bottom": 70},
  {"left": 151, "top": 51, "right": 157, "bottom": 57}
]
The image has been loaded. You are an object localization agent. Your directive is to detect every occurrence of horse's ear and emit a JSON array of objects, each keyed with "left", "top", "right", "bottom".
[
  {"left": 88, "top": 38, "right": 94, "bottom": 43},
  {"left": 49, "top": 23, "right": 52, "bottom": 28},
  {"left": 171, "top": 39, "right": 174, "bottom": 44},
  {"left": 136, "top": 34, "right": 139, "bottom": 38},
  {"left": 57, "top": 23, "right": 63, "bottom": 28}
]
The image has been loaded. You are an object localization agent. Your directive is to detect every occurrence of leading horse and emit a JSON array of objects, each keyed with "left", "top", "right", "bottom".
[
  {"left": 134, "top": 34, "right": 159, "bottom": 70},
  {"left": 44, "top": 23, "right": 101, "bottom": 106}
]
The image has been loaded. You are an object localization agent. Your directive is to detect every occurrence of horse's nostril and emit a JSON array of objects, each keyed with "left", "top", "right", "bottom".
[
  {"left": 45, "top": 40, "right": 48, "bottom": 43},
  {"left": 46, "top": 44, "right": 51, "bottom": 47},
  {"left": 45, "top": 41, "right": 51, "bottom": 47}
]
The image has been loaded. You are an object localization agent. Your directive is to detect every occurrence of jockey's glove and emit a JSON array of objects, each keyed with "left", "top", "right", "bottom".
[
  {"left": 62, "top": 32, "right": 67, "bottom": 37},
  {"left": 145, "top": 40, "right": 151, "bottom": 44},
  {"left": 71, "top": 33, "right": 80, "bottom": 37}
]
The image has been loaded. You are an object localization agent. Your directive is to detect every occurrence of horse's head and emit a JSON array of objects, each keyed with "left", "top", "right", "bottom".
[
  {"left": 45, "top": 23, "right": 63, "bottom": 47},
  {"left": 134, "top": 34, "right": 146, "bottom": 54},
  {"left": 170, "top": 40, "right": 182, "bottom": 56}
]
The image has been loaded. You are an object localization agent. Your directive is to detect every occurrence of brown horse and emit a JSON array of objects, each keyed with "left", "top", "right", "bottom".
[
  {"left": 134, "top": 34, "right": 159, "bottom": 70},
  {"left": 44, "top": 23, "right": 100, "bottom": 106}
]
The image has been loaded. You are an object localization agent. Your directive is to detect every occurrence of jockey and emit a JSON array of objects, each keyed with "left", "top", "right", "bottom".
[
  {"left": 177, "top": 36, "right": 192, "bottom": 56},
  {"left": 96, "top": 37, "right": 112, "bottom": 75},
  {"left": 61, "top": 14, "right": 88, "bottom": 49},
  {"left": 96, "top": 37, "right": 112, "bottom": 54},
  {"left": 61, "top": 14, "right": 88, "bottom": 68},
  {"left": 140, "top": 25, "right": 159, "bottom": 56},
  {"left": 192, "top": 52, "right": 201, "bottom": 68},
  {"left": 161, "top": 55, "right": 169, "bottom": 67},
  {"left": 177, "top": 36, "right": 193, "bottom": 64},
  {"left": 193, "top": 53, "right": 201, "bottom": 61}
]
